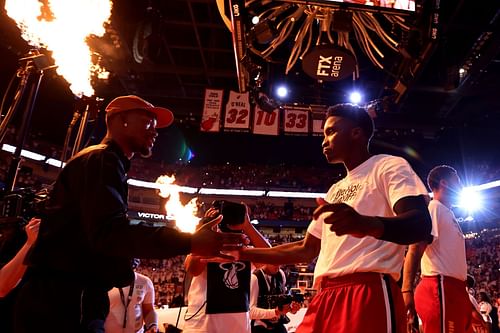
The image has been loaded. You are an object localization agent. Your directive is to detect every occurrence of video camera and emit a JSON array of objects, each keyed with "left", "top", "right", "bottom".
[
  {"left": 0, "top": 187, "right": 49, "bottom": 225},
  {"left": 211, "top": 200, "right": 246, "bottom": 233},
  {"left": 263, "top": 292, "right": 304, "bottom": 310}
]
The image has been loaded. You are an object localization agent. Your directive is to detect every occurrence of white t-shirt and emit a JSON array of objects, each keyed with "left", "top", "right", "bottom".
[
  {"left": 183, "top": 268, "right": 251, "bottom": 333},
  {"left": 307, "top": 154, "right": 428, "bottom": 286},
  {"left": 105, "top": 272, "right": 156, "bottom": 333},
  {"left": 421, "top": 199, "right": 467, "bottom": 281}
]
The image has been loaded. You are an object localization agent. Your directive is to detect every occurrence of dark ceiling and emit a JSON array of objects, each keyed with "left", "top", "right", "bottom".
[{"left": 0, "top": 0, "right": 499, "bottom": 177}]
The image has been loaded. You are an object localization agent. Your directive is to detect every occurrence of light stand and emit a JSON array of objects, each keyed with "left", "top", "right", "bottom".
[{"left": 2, "top": 50, "right": 56, "bottom": 191}]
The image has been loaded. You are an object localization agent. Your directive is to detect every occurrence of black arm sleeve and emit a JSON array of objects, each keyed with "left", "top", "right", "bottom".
[
  {"left": 81, "top": 151, "right": 192, "bottom": 258},
  {"left": 378, "top": 195, "right": 432, "bottom": 245}
]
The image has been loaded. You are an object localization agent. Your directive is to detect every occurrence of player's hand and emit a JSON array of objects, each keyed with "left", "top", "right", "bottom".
[
  {"left": 403, "top": 291, "right": 418, "bottom": 333},
  {"left": 191, "top": 215, "right": 245, "bottom": 258},
  {"left": 144, "top": 325, "right": 157, "bottom": 333},
  {"left": 313, "top": 201, "right": 383, "bottom": 238},
  {"left": 290, "top": 301, "right": 301, "bottom": 314},
  {"left": 276, "top": 304, "right": 290, "bottom": 316},
  {"left": 25, "top": 217, "right": 41, "bottom": 246}
]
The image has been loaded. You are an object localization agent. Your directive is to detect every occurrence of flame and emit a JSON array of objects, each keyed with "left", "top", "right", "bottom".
[
  {"left": 5, "top": 0, "right": 112, "bottom": 97},
  {"left": 156, "top": 175, "right": 200, "bottom": 234}
]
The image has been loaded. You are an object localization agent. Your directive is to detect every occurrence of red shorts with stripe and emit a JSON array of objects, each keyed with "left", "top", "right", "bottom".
[
  {"left": 415, "top": 275, "right": 472, "bottom": 333},
  {"left": 295, "top": 272, "right": 406, "bottom": 333}
]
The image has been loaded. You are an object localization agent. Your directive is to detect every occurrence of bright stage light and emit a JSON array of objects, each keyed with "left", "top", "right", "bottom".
[
  {"left": 458, "top": 187, "right": 483, "bottom": 213},
  {"left": 252, "top": 16, "right": 260, "bottom": 25},
  {"left": 276, "top": 86, "right": 288, "bottom": 99},
  {"left": 349, "top": 91, "right": 362, "bottom": 104}
]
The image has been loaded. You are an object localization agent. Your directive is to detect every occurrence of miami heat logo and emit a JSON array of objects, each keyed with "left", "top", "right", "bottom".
[{"left": 219, "top": 262, "right": 246, "bottom": 289}]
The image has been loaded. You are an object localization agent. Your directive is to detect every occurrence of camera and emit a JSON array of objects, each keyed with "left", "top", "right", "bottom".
[
  {"left": 0, "top": 188, "right": 48, "bottom": 223},
  {"left": 211, "top": 200, "right": 246, "bottom": 232},
  {"left": 262, "top": 292, "right": 304, "bottom": 310}
]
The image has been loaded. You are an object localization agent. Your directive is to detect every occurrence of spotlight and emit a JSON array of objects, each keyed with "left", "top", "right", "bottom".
[
  {"left": 458, "top": 188, "right": 483, "bottom": 213},
  {"left": 276, "top": 85, "right": 288, "bottom": 99},
  {"left": 349, "top": 91, "right": 362, "bottom": 104},
  {"left": 252, "top": 16, "right": 260, "bottom": 25}
]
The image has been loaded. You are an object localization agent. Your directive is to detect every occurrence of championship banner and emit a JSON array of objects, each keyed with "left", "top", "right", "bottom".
[
  {"left": 224, "top": 91, "right": 250, "bottom": 131},
  {"left": 201, "top": 89, "right": 224, "bottom": 132},
  {"left": 284, "top": 107, "right": 309, "bottom": 134},
  {"left": 252, "top": 105, "right": 279, "bottom": 136}
]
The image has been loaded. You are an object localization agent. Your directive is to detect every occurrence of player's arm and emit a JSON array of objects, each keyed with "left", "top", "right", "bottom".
[
  {"left": 240, "top": 232, "right": 320, "bottom": 265},
  {"left": 184, "top": 254, "right": 206, "bottom": 276},
  {"left": 242, "top": 205, "right": 271, "bottom": 249},
  {"left": 378, "top": 195, "right": 433, "bottom": 244},
  {"left": 142, "top": 302, "right": 158, "bottom": 333},
  {"left": 0, "top": 218, "right": 40, "bottom": 297}
]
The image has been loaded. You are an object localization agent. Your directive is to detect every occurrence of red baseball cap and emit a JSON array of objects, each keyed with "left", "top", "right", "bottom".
[{"left": 105, "top": 95, "right": 174, "bottom": 128}]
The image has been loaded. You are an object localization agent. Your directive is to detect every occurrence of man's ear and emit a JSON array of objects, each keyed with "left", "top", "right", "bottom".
[
  {"left": 351, "top": 127, "right": 364, "bottom": 140},
  {"left": 439, "top": 179, "right": 448, "bottom": 190}
]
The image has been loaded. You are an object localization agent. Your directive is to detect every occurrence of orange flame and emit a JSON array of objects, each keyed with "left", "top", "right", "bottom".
[
  {"left": 5, "top": 0, "right": 112, "bottom": 97},
  {"left": 156, "top": 175, "right": 200, "bottom": 234}
]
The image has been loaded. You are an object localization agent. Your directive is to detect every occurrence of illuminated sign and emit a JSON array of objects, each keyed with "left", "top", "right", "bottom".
[{"left": 301, "top": 46, "right": 356, "bottom": 81}]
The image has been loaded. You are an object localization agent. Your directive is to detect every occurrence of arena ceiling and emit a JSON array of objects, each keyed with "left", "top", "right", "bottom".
[{"left": 0, "top": 0, "right": 499, "bottom": 172}]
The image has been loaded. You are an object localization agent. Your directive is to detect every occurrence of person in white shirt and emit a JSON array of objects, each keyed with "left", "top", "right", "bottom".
[
  {"left": 402, "top": 165, "right": 471, "bottom": 333},
  {"left": 183, "top": 204, "right": 270, "bottom": 333},
  {"left": 239, "top": 103, "right": 432, "bottom": 333},
  {"left": 105, "top": 259, "right": 157, "bottom": 333},
  {"left": 249, "top": 264, "right": 300, "bottom": 333}
]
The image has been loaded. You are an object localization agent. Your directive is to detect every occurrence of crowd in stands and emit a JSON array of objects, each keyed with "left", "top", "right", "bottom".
[
  {"left": 249, "top": 201, "right": 314, "bottom": 222},
  {"left": 128, "top": 159, "right": 343, "bottom": 193},
  {"left": 135, "top": 256, "right": 187, "bottom": 308},
  {"left": 466, "top": 228, "right": 500, "bottom": 300}
]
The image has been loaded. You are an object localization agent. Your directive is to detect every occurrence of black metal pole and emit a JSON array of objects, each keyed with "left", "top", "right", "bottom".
[{"left": 5, "top": 66, "right": 44, "bottom": 191}]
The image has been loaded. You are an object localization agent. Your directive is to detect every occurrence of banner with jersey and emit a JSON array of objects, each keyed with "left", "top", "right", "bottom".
[
  {"left": 224, "top": 91, "right": 251, "bottom": 131},
  {"left": 201, "top": 89, "right": 224, "bottom": 132},
  {"left": 206, "top": 261, "right": 251, "bottom": 314}
]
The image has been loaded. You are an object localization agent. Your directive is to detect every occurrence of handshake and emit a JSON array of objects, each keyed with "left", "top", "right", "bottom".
[{"left": 192, "top": 200, "right": 253, "bottom": 261}]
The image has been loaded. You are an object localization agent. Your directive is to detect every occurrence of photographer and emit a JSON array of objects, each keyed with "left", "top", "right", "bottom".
[
  {"left": 183, "top": 202, "right": 270, "bottom": 333},
  {"left": 250, "top": 264, "right": 300, "bottom": 333},
  {"left": 0, "top": 217, "right": 40, "bottom": 297},
  {"left": 0, "top": 217, "right": 40, "bottom": 333}
]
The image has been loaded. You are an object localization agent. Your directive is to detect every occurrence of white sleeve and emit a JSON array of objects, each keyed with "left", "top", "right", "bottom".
[
  {"left": 306, "top": 219, "right": 322, "bottom": 239},
  {"left": 428, "top": 201, "right": 441, "bottom": 239},
  {"left": 379, "top": 157, "right": 429, "bottom": 210},
  {"left": 249, "top": 274, "right": 278, "bottom": 320}
]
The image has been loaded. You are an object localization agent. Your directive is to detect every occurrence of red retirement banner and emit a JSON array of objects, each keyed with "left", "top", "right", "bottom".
[
  {"left": 252, "top": 105, "right": 279, "bottom": 136},
  {"left": 283, "top": 107, "right": 309, "bottom": 134}
]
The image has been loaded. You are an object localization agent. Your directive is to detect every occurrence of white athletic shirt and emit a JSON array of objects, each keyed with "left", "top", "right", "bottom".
[
  {"left": 105, "top": 272, "right": 156, "bottom": 333},
  {"left": 307, "top": 154, "right": 428, "bottom": 286},
  {"left": 421, "top": 199, "right": 467, "bottom": 281}
]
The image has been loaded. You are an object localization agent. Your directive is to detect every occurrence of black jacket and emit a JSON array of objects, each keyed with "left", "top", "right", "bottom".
[{"left": 28, "top": 139, "right": 192, "bottom": 289}]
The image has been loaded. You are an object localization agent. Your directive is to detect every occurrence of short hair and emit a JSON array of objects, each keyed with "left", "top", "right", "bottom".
[
  {"left": 326, "top": 103, "right": 374, "bottom": 139},
  {"left": 427, "top": 165, "right": 457, "bottom": 191}
]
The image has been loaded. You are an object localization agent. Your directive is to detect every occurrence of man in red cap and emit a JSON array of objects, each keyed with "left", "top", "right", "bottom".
[{"left": 13, "top": 95, "right": 243, "bottom": 333}]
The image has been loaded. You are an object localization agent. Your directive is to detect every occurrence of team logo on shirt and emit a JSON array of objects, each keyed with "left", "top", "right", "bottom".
[
  {"left": 331, "top": 184, "right": 363, "bottom": 203},
  {"left": 219, "top": 262, "right": 246, "bottom": 289}
]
